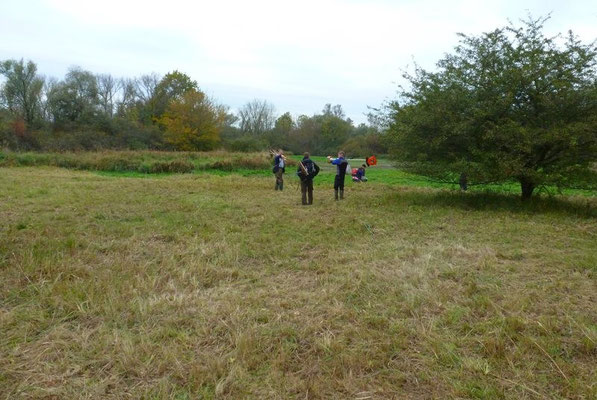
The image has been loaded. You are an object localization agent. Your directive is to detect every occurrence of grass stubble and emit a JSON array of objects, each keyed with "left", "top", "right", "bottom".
[{"left": 0, "top": 166, "right": 596, "bottom": 399}]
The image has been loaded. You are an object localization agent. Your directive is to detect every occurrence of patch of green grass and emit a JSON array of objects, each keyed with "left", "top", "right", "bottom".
[
  {"left": 0, "top": 167, "right": 596, "bottom": 399},
  {"left": 95, "top": 170, "right": 174, "bottom": 178},
  {"left": 292, "top": 155, "right": 597, "bottom": 196}
]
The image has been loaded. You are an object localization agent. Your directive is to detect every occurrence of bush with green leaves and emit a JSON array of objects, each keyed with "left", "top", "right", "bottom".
[{"left": 386, "top": 16, "right": 597, "bottom": 199}]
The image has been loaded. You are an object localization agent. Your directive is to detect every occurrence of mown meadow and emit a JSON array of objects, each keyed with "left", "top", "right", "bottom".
[{"left": 1, "top": 151, "right": 596, "bottom": 399}]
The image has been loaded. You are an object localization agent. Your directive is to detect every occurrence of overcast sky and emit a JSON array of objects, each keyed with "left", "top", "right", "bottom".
[{"left": 1, "top": 0, "right": 596, "bottom": 123}]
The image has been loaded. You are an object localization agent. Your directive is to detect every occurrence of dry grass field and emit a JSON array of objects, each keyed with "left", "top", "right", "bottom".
[{"left": 1, "top": 164, "right": 596, "bottom": 399}]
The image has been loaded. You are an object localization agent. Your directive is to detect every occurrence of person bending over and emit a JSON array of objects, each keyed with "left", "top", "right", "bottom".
[{"left": 356, "top": 164, "right": 367, "bottom": 182}]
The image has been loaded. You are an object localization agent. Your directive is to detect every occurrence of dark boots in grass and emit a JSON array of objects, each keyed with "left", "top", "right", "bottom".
[
  {"left": 275, "top": 182, "right": 284, "bottom": 191},
  {"left": 334, "top": 189, "right": 344, "bottom": 200}
]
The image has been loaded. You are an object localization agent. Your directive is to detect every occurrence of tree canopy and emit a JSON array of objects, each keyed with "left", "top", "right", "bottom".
[
  {"left": 158, "top": 89, "right": 222, "bottom": 151},
  {"left": 386, "top": 16, "right": 597, "bottom": 198},
  {"left": 0, "top": 59, "right": 44, "bottom": 126}
]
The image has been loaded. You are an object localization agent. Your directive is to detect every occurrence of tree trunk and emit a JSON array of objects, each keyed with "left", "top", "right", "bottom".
[{"left": 519, "top": 177, "right": 535, "bottom": 200}]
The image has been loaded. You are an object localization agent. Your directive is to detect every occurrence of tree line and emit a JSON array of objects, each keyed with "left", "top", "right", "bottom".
[{"left": 0, "top": 63, "right": 387, "bottom": 156}]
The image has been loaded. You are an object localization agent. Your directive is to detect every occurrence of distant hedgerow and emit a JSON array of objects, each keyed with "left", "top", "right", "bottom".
[{"left": 0, "top": 150, "right": 277, "bottom": 174}]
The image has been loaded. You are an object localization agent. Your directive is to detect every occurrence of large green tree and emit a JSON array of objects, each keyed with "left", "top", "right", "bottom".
[
  {"left": 318, "top": 104, "right": 352, "bottom": 154},
  {"left": 0, "top": 59, "right": 44, "bottom": 126},
  {"left": 46, "top": 67, "right": 100, "bottom": 126},
  {"left": 274, "top": 112, "right": 294, "bottom": 135},
  {"left": 152, "top": 71, "right": 198, "bottom": 119},
  {"left": 387, "top": 17, "right": 597, "bottom": 199},
  {"left": 264, "top": 112, "right": 294, "bottom": 149}
]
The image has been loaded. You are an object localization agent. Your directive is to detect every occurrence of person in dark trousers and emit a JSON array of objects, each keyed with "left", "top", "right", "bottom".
[
  {"left": 327, "top": 150, "right": 348, "bottom": 200},
  {"left": 297, "top": 152, "right": 320, "bottom": 205},
  {"left": 273, "top": 149, "right": 286, "bottom": 190}
]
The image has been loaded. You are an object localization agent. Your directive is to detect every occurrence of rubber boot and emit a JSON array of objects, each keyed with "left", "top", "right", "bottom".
[
  {"left": 334, "top": 189, "right": 339, "bottom": 201},
  {"left": 340, "top": 189, "right": 344, "bottom": 200},
  {"left": 279, "top": 183, "right": 283, "bottom": 191},
  {"left": 275, "top": 183, "right": 279, "bottom": 191}
]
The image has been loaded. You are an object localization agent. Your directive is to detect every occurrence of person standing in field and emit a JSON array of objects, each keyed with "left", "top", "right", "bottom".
[
  {"left": 327, "top": 150, "right": 348, "bottom": 200},
  {"left": 273, "top": 149, "right": 286, "bottom": 191},
  {"left": 297, "top": 152, "right": 320, "bottom": 205}
]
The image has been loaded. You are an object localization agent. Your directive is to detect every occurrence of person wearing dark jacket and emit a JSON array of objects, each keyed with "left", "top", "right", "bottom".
[
  {"left": 273, "top": 149, "right": 286, "bottom": 190},
  {"left": 327, "top": 150, "right": 348, "bottom": 200},
  {"left": 296, "top": 152, "right": 320, "bottom": 205}
]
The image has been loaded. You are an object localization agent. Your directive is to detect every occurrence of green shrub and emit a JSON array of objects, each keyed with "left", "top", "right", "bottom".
[
  {"left": 208, "top": 160, "right": 235, "bottom": 171},
  {"left": 207, "top": 154, "right": 271, "bottom": 171},
  {"left": 233, "top": 156, "right": 270, "bottom": 170},
  {"left": 94, "top": 156, "right": 140, "bottom": 172},
  {"left": 148, "top": 160, "right": 195, "bottom": 174}
]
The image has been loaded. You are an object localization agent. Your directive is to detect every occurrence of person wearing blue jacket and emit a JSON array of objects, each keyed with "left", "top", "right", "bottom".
[
  {"left": 327, "top": 150, "right": 348, "bottom": 200},
  {"left": 356, "top": 164, "right": 367, "bottom": 182}
]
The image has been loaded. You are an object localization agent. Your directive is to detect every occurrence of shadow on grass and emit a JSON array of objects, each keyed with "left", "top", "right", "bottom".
[{"left": 391, "top": 189, "right": 597, "bottom": 218}]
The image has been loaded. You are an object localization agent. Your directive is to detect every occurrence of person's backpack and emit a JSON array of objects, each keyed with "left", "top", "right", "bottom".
[
  {"left": 299, "top": 160, "right": 319, "bottom": 181},
  {"left": 308, "top": 162, "right": 319, "bottom": 178}
]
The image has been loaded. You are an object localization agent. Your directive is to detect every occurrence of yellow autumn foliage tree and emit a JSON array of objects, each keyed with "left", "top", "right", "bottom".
[{"left": 158, "top": 89, "right": 221, "bottom": 151}]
